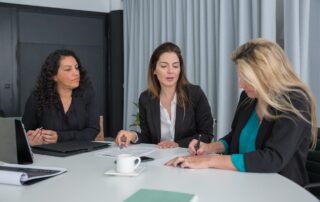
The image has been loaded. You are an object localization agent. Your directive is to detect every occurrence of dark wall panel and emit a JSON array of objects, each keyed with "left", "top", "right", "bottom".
[
  {"left": 0, "top": 3, "right": 125, "bottom": 138},
  {"left": 0, "top": 7, "right": 18, "bottom": 116},
  {"left": 19, "top": 43, "right": 60, "bottom": 112},
  {"left": 106, "top": 10, "right": 123, "bottom": 137},
  {"left": 17, "top": 9, "right": 106, "bottom": 118}
]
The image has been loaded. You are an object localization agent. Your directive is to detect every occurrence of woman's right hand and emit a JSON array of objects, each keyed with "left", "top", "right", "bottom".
[
  {"left": 26, "top": 128, "right": 43, "bottom": 146},
  {"left": 188, "top": 139, "right": 210, "bottom": 155},
  {"left": 115, "top": 130, "right": 137, "bottom": 148}
]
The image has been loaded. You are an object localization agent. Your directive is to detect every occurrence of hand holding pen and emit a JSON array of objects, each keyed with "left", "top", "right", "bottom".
[
  {"left": 194, "top": 134, "right": 202, "bottom": 155},
  {"left": 115, "top": 130, "right": 137, "bottom": 148},
  {"left": 188, "top": 134, "right": 208, "bottom": 155},
  {"left": 119, "top": 135, "right": 127, "bottom": 149},
  {"left": 26, "top": 127, "right": 44, "bottom": 146}
]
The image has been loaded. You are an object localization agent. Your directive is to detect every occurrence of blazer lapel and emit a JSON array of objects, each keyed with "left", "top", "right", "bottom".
[
  {"left": 150, "top": 97, "right": 161, "bottom": 143},
  {"left": 255, "top": 107, "right": 275, "bottom": 149},
  {"left": 174, "top": 105, "right": 184, "bottom": 141},
  {"left": 231, "top": 99, "right": 257, "bottom": 153}
]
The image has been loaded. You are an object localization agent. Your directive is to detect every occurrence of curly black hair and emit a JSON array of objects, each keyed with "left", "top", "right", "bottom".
[{"left": 34, "top": 49, "right": 90, "bottom": 114}]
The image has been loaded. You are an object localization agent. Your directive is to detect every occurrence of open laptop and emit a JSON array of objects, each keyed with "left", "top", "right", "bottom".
[{"left": 0, "top": 118, "right": 33, "bottom": 164}]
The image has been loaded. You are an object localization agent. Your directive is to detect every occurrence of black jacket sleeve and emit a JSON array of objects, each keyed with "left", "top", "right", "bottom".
[
  {"left": 220, "top": 91, "right": 248, "bottom": 149},
  {"left": 137, "top": 91, "right": 153, "bottom": 143},
  {"left": 244, "top": 93, "right": 311, "bottom": 173},
  {"left": 22, "top": 93, "right": 40, "bottom": 131}
]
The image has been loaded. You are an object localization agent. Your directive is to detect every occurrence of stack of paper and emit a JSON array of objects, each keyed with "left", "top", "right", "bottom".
[
  {"left": 0, "top": 163, "right": 67, "bottom": 185},
  {"left": 98, "top": 145, "right": 157, "bottom": 157}
]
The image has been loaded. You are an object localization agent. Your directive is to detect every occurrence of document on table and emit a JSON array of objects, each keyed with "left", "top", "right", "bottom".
[
  {"left": 144, "top": 149, "right": 189, "bottom": 166},
  {"left": 97, "top": 145, "right": 157, "bottom": 157},
  {"left": 0, "top": 163, "right": 67, "bottom": 186}
]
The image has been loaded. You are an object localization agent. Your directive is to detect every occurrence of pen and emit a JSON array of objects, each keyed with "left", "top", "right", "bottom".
[
  {"left": 119, "top": 135, "right": 127, "bottom": 149},
  {"left": 39, "top": 127, "right": 43, "bottom": 134},
  {"left": 195, "top": 134, "right": 201, "bottom": 155}
]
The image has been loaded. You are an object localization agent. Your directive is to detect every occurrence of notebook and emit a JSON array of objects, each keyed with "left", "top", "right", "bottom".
[
  {"left": 0, "top": 163, "right": 66, "bottom": 185},
  {"left": 124, "top": 188, "right": 198, "bottom": 202},
  {"left": 32, "top": 141, "right": 110, "bottom": 157}
]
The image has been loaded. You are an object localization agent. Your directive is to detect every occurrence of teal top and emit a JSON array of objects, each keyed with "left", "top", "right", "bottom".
[{"left": 220, "top": 109, "right": 260, "bottom": 172}]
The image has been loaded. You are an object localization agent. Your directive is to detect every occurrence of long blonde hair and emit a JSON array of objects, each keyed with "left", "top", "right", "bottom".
[{"left": 231, "top": 38, "right": 318, "bottom": 149}]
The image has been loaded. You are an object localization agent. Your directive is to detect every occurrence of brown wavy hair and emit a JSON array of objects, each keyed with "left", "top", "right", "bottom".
[{"left": 147, "top": 42, "right": 190, "bottom": 108}]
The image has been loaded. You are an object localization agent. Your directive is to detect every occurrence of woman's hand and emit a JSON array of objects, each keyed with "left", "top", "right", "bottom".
[
  {"left": 41, "top": 129, "right": 58, "bottom": 144},
  {"left": 189, "top": 140, "right": 226, "bottom": 155},
  {"left": 27, "top": 128, "right": 44, "bottom": 146},
  {"left": 157, "top": 140, "right": 178, "bottom": 149},
  {"left": 115, "top": 130, "right": 137, "bottom": 148},
  {"left": 188, "top": 139, "right": 210, "bottom": 155},
  {"left": 165, "top": 155, "right": 212, "bottom": 169}
]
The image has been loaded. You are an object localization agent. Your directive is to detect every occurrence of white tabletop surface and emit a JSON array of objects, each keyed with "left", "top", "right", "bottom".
[{"left": 0, "top": 143, "right": 318, "bottom": 202}]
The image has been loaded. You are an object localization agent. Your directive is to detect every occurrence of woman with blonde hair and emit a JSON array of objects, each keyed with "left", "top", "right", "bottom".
[{"left": 166, "top": 38, "right": 317, "bottom": 186}]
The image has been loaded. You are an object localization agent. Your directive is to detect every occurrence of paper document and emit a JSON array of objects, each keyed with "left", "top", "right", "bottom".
[
  {"left": 145, "top": 149, "right": 189, "bottom": 166},
  {"left": 0, "top": 163, "right": 67, "bottom": 186},
  {"left": 98, "top": 145, "right": 157, "bottom": 157}
]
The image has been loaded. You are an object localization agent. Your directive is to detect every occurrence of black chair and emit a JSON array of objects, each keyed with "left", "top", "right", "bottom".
[{"left": 305, "top": 128, "right": 320, "bottom": 199}]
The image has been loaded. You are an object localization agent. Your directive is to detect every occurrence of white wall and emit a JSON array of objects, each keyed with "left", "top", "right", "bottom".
[{"left": 0, "top": 0, "right": 123, "bottom": 13}]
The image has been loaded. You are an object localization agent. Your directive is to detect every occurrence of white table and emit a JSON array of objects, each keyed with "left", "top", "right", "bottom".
[{"left": 0, "top": 143, "right": 318, "bottom": 202}]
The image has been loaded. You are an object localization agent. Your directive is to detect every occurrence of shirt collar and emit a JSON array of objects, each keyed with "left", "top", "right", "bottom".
[{"left": 172, "top": 93, "right": 177, "bottom": 105}]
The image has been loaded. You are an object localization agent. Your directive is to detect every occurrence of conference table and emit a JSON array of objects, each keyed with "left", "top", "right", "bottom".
[{"left": 0, "top": 142, "right": 318, "bottom": 202}]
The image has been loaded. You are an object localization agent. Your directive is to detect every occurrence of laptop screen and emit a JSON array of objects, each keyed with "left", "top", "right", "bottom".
[{"left": 0, "top": 118, "right": 33, "bottom": 164}]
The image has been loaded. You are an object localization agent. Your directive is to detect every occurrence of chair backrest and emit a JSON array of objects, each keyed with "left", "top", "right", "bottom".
[
  {"left": 316, "top": 127, "right": 320, "bottom": 151},
  {"left": 304, "top": 128, "right": 320, "bottom": 199},
  {"left": 307, "top": 128, "right": 320, "bottom": 182}
]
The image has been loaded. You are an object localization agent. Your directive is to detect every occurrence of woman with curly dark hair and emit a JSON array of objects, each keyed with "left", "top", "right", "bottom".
[{"left": 22, "top": 49, "right": 99, "bottom": 146}]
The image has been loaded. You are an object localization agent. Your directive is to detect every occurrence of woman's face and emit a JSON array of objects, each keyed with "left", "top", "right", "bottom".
[
  {"left": 239, "top": 78, "right": 257, "bottom": 98},
  {"left": 53, "top": 56, "right": 80, "bottom": 91},
  {"left": 154, "top": 52, "right": 181, "bottom": 89},
  {"left": 236, "top": 65, "right": 257, "bottom": 98}
]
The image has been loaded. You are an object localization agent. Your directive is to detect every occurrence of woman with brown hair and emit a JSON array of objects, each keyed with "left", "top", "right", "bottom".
[{"left": 115, "top": 42, "right": 214, "bottom": 148}]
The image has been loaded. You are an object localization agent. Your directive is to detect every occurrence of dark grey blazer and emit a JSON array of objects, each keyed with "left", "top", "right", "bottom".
[
  {"left": 137, "top": 84, "right": 214, "bottom": 148},
  {"left": 221, "top": 91, "right": 311, "bottom": 186}
]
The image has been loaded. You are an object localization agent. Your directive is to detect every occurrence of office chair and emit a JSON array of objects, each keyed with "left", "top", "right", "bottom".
[{"left": 305, "top": 128, "right": 320, "bottom": 199}]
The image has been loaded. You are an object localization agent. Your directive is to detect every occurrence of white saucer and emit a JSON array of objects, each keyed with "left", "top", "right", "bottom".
[{"left": 104, "top": 167, "right": 145, "bottom": 177}]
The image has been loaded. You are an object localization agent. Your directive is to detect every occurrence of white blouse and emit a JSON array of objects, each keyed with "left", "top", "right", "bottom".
[
  {"left": 132, "top": 94, "right": 177, "bottom": 143},
  {"left": 159, "top": 94, "right": 177, "bottom": 141}
]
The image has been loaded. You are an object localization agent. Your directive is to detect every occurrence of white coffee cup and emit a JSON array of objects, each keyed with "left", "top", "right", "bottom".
[{"left": 116, "top": 154, "right": 141, "bottom": 173}]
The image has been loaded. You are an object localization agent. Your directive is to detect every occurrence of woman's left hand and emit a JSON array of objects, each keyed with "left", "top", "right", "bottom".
[
  {"left": 165, "top": 155, "right": 212, "bottom": 169},
  {"left": 41, "top": 129, "right": 58, "bottom": 144},
  {"left": 157, "top": 140, "right": 179, "bottom": 149}
]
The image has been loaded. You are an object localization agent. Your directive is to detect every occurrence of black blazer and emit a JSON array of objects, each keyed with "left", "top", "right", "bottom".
[
  {"left": 137, "top": 84, "right": 214, "bottom": 148},
  {"left": 221, "top": 91, "right": 311, "bottom": 185},
  {"left": 22, "top": 86, "right": 100, "bottom": 142}
]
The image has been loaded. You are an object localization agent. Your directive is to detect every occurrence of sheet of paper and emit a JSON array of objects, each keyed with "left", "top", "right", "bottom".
[
  {"left": 144, "top": 149, "right": 189, "bottom": 166},
  {"left": 97, "top": 145, "right": 157, "bottom": 157}
]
